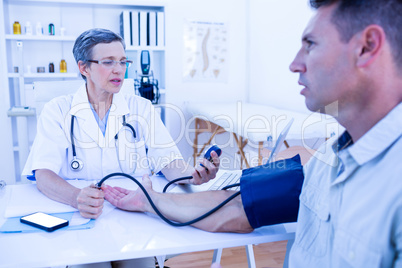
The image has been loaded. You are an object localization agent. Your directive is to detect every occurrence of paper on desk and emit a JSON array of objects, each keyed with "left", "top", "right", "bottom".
[
  {"left": 3, "top": 180, "right": 115, "bottom": 219},
  {"left": 0, "top": 212, "right": 96, "bottom": 233},
  {"left": 70, "top": 211, "right": 91, "bottom": 226},
  {"left": 4, "top": 184, "right": 78, "bottom": 218},
  {"left": 65, "top": 201, "right": 115, "bottom": 226},
  {"left": 4, "top": 176, "right": 169, "bottom": 219}
]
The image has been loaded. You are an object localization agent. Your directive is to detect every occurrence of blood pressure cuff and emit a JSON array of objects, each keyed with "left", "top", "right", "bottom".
[{"left": 240, "top": 155, "right": 304, "bottom": 229}]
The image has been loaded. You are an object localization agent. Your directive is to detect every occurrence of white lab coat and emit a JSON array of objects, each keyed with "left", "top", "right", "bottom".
[{"left": 23, "top": 84, "right": 182, "bottom": 181}]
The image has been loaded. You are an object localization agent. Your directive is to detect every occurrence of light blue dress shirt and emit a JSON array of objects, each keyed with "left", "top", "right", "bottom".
[
  {"left": 89, "top": 103, "right": 110, "bottom": 136},
  {"left": 290, "top": 103, "right": 402, "bottom": 267}
]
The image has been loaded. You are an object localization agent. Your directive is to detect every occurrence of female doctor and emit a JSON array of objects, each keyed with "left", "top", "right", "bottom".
[{"left": 23, "top": 29, "right": 219, "bottom": 224}]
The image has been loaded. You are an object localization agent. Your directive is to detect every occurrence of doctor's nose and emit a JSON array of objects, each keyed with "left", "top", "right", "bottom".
[{"left": 112, "top": 63, "right": 126, "bottom": 73}]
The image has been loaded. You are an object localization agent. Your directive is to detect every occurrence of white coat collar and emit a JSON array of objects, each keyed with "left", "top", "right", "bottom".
[{"left": 69, "top": 83, "right": 131, "bottom": 147}]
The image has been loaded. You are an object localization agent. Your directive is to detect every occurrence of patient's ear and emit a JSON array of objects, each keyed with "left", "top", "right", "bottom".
[{"left": 356, "top": 25, "right": 385, "bottom": 68}]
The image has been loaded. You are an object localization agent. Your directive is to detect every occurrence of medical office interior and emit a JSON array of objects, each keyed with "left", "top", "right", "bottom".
[{"left": 0, "top": 0, "right": 340, "bottom": 266}]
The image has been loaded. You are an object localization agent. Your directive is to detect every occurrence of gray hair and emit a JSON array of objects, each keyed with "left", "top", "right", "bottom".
[
  {"left": 72, "top": 28, "right": 125, "bottom": 81},
  {"left": 310, "top": 0, "right": 402, "bottom": 70}
]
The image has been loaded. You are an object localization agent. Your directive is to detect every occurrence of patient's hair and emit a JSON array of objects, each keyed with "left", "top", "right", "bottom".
[
  {"left": 73, "top": 28, "right": 125, "bottom": 81},
  {"left": 310, "top": 0, "right": 402, "bottom": 69}
]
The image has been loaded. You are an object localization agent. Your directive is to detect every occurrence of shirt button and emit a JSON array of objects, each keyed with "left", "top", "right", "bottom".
[{"left": 349, "top": 251, "right": 355, "bottom": 260}]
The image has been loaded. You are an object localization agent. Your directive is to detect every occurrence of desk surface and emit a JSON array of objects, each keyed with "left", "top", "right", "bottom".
[
  {"left": 0, "top": 179, "right": 296, "bottom": 268},
  {"left": 187, "top": 102, "right": 343, "bottom": 143}
]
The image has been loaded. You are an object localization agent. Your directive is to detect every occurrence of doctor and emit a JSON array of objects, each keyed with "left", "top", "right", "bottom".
[
  {"left": 23, "top": 28, "right": 219, "bottom": 268},
  {"left": 23, "top": 28, "right": 219, "bottom": 221}
]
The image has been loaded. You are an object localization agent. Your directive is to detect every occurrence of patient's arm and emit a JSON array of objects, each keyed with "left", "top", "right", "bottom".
[{"left": 102, "top": 174, "right": 253, "bottom": 233}]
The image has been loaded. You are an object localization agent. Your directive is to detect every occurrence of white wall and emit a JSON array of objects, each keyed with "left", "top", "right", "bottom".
[
  {"left": 164, "top": 0, "right": 248, "bottom": 162},
  {"left": 249, "top": 0, "right": 313, "bottom": 113}
]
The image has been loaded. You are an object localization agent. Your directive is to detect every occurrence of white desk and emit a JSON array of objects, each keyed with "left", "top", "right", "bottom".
[
  {"left": 187, "top": 102, "right": 342, "bottom": 167},
  {"left": 0, "top": 179, "right": 296, "bottom": 268}
]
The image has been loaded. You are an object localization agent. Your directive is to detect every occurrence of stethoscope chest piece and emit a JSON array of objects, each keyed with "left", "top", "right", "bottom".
[
  {"left": 70, "top": 156, "right": 84, "bottom": 171},
  {"left": 69, "top": 114, "right": 136, "bottom": 173}
]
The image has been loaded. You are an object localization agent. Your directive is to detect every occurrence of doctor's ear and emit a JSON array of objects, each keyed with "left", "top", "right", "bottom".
[
  {"left": 356, "top": 25, "right": 385, "bottom": 68},
  {"left": 78, "top": 60, "right": 89, "bottom": 77}
]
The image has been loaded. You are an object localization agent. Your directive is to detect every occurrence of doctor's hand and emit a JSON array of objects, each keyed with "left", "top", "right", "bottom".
[
  {"left": 102, "top": 174, "right": 154, "bottom": 213},
  {"left": 76, "top": 184, "right": 105, "bottom": 219},
  {"left": 191, "top": 150, "right": 220, "bottom": 185}
]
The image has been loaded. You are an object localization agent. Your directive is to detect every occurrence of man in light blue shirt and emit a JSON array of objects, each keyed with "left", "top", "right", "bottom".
[
  {"left": 102, "top": 0, "right": 402, "bottom": 266},
  {"left": 289, "top": 107, "right": 402, "bottom": 267},
  {"left": 286, "top": 0, "right": 402, "bottom": 266}
]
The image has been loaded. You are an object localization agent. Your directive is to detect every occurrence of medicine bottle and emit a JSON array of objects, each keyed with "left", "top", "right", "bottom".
[
  {"left": 36, "top": 22, "right": 43, "bottom": 36},
  {"left": 49, "top": 62, "right": 54, "bottom": 73},
  {"left": 60, "top": 59, "right": 67, "bottom": 73},
  {"left": 13, "top": 21, "right": 21, "bottom": 35},
  {"left": 25, "top": 21, "right": 32, "bottom": 35},
  {"left": 49, "top": 23, "right": 55, "bottom": 35}
]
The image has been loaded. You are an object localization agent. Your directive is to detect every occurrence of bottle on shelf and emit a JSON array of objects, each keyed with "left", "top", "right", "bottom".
[
  {"left": 49, "top": 62, "right": 54, "bottom": 73},
  {"left": 25, "top": 21, "right": 32, "bottom": 35},
  {"left": 49, "top": 23, "right": 55, "bottom": 35},
  {"left": 36, "top": 22, "right": 43, "bottom": 36},
  {"left": 13, "top": 21, "right": 21, "bottom": 35},
  {"left": 60, "top": 59, "right": 67, "bottom": 73}
]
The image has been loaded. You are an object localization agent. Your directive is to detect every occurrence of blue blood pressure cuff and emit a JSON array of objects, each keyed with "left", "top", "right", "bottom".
[{"left": 240, "top": 155, "right": 304, "bottom": 229}]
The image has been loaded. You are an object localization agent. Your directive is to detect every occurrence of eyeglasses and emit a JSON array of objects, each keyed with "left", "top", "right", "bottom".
[{"left": 87, "top": 59, "right": 133, "bottom": 69}]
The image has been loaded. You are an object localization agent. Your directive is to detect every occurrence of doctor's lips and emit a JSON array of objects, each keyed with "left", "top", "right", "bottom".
[{"left": 110, "top": 78, "right": 122, "bottom": 85}]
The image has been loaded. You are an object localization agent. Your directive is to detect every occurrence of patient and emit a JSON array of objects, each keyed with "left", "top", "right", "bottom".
[{"left": 103, "top": 0, "right": 402, "bottom": 266}]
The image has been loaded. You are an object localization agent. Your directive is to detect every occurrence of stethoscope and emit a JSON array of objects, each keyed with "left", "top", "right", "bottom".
[
  {"left": 69, "top": 116, "right": 240, "bottom": 227},
  {"left": 70, "top": 114, "right": 137, "bottom": 172},
  {"left": 94, "top": 145, "right": 242, "bottom": 227}
]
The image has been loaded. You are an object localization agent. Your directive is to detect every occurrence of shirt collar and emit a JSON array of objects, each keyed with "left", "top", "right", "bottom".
[
  {"left": 346, "top": 103, "right": 402, "bottom": 165},
  {"left": 70, "top": 83, "right": 130, "bottom": 118},
  {"left": 332, "top": 131, "right": 353, "bottom": 153}
]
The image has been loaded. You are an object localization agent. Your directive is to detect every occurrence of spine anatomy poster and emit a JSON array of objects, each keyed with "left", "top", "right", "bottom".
[{"left": 183, "top": 21, "right": 228, "bottom": 82}]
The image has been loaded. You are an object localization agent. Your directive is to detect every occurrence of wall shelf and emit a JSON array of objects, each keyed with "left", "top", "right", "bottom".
[
  {"left": 8, "top": 72, "right": 78, "bottom": 78},
  {"left": 7, "top": 106, "right": 36, "bottom": 117},
  {"left": 5, "top": 34, "right": 76, "bottom": 41}
]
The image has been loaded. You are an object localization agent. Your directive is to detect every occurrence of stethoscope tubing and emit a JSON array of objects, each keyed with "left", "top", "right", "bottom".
[
  {"left": 70, "top": 114, "right": 137, "bottom": 173},
  {"left": 70, "top": 115, "right": 78, "bottom": 157},
  {"left": 71, "top": 115, "right": 236, "bottom": 226},
  {"left": 96, "top": 172, "right": 240, "bottom": 227}
]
